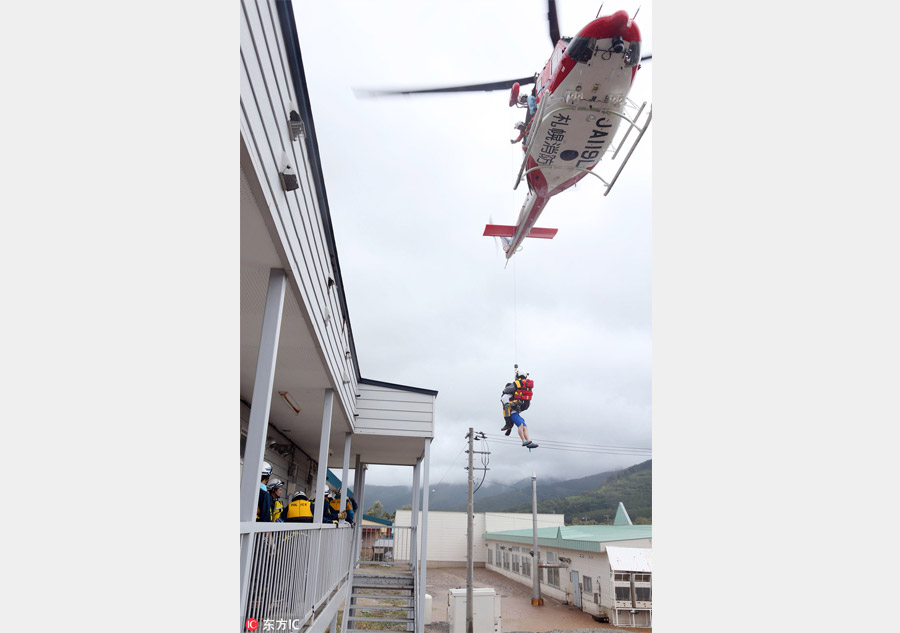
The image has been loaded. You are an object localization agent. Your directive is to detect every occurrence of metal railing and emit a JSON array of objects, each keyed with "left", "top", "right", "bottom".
[
  {"left": 357, "top": 525, "right": 414, "bottom": 565},
  {"left": 241, "top": 523, "right": 354, "bottom": 631}
]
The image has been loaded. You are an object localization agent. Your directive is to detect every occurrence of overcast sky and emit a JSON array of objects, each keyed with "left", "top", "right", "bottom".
[{"left": 294, "top": 0, "right": 653, "bottom": 487}]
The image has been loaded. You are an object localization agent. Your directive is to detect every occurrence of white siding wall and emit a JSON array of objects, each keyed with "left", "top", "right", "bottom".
[
  {"left": 485, "top": 538, "right": 652, "bottom": 623},
  {"left": 394, "top": 511, "right": 563, "bottom": 563},
  {"left": 565, "top": 552, "right": 609, "bottom": 616},
  {"left": 240, "top": 0, "right": 357, "bottom": 420},
  {"left": 483, "top": 513, "right": 565, "bottom": 533},
  {"left": 355, "top": 384, "right": 435, "bottom": 438},
  {"left": 597, "top": 554, "right": 614, "bottom": 615}
]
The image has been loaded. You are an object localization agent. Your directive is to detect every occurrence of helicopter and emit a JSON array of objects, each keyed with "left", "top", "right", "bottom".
[{"left": 358, "top": 1, "right": 652, "bottom": 261}]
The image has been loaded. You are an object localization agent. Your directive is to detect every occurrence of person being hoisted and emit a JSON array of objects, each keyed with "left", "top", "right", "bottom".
[{"left": 500, "top": 366, "right": 538, "bottom": 449}]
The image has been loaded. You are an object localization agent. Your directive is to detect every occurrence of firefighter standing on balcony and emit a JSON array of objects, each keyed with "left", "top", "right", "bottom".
[
  {"left": 268, "top": 479, "right": 286, "bottom": 522},
  {"left": 257, "top": 461, "right": 275, "bottom": 522},
  {"left": 285, "top": 490, "right": 314, "bottom": 523}
]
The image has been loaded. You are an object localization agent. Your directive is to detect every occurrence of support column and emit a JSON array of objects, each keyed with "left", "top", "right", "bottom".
[
  {"left": 355, "top": 463, "right": 367, "bottom": 565},
  {"left": 410, "top": 458, "right": 421, "bottom": 567},
  {"left": 313, "top": 389, "right": 334, "bottom": 524},
  {"left": 418, "top": 439, "right": 432, "bottom": 633},
  {"left": 306, "top": 389, "right": 334, "bottom": 609},
  {"left": 340, "top": 433, "right": 352, "bottom": 515},
  {"left": 239, "top": 268, "right": 286, "bottom": 628},
  {"left": 352, "top": 455, "right": 362, "bottom": 567}
]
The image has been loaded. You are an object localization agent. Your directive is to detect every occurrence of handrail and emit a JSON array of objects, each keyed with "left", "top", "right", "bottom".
[{"left": 240, "top": 521, "right": 342, "bottom": 534}]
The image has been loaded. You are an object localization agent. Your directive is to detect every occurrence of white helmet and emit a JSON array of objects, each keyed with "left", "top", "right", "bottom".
[{"left": 261, "top": 461, "right": 272, "bottom": 477}]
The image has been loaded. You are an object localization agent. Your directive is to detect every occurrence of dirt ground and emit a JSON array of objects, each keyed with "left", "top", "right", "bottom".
[{"left": 423, "top": 567, "right": 650, "bottom": 633}]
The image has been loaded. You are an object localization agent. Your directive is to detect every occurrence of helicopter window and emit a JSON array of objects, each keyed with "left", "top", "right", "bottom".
[
  {"left": 551, "top": 47, "right": 563, "bottom": 73},
  {"left": 624, "top": 41, "right": 642, "bottom": 66},
  {"left": 565, "top": 36, "right": 595, "bottom": 63}
]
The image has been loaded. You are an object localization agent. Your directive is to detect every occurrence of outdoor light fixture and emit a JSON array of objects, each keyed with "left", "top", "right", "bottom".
[
  {"left": 279, "top": 151, "right": 299, "bottom": 191},
  {"left": 287, "top": 102, "right": 305, "bottom": 141},
  {"left": 279, "top": 391, "right": 301, "bottom": 414}
]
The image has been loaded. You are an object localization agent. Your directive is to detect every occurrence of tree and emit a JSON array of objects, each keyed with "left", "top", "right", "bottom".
[{"left": 366, "top": 500, "right": 385, "bottom": 518}]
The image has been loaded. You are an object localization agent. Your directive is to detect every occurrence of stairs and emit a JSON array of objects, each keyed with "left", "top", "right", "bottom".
[{"left": 344, "top": 572, "right": 416, "bottom": 633}]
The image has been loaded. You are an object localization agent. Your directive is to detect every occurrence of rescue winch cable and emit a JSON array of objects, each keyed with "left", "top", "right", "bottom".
[{"left": 513, "top": 256, "right": 518, "bottom": 365}]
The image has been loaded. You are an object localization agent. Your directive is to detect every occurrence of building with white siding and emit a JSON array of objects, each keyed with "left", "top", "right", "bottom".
[
  {"left": 240, "top": 2, "right": 439, "bottom": 632},
  {"left": 394, "top": 510, "right": 566, "bottom": 567},
  {"left": 483, "top": 507, "right": 652, "bottom": 628}
]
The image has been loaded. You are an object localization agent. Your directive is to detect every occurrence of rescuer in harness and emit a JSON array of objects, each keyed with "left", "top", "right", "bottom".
[{"left": 500, "top": 367, "right": 538, "bottom": 449}]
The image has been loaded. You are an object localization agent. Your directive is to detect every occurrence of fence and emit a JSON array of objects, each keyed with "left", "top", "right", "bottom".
[{"left": 241, "top": 523, "right": 354, "bottom": 630}]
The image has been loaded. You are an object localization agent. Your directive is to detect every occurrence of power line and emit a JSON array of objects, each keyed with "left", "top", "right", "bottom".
[
  {"left": 488, "top": 442, "right": 651, "bottom": 456},
  {"left": 483, "top": 433, "right": 650, "bottom": 452},
  {"left": 433, "top": 443, "right": 468, "bottom": 489},
  {"left": 485, "top": 435, "right": 651, "bottom": 456}
]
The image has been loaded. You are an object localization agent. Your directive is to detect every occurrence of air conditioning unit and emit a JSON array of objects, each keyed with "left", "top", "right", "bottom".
[{"left": 448, "top": 588, "right": 501, "bottom": 633}]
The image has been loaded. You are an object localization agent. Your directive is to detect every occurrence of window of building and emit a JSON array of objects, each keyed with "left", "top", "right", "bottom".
[
  {"left": 634, "top": 573, "right": 651, "bottom": 583},
  {"left": 522, "top": 558, "right": 531, "bottom": 577},
  {"left": 583, "top": 576, "right": 592, "bottom": 594},
  {"left": 487, "top": 549, "right": 493, "bottom": 566},
  {"left": 512, "top": 555, "right": 520, "bottom": 574},
  {"left": 615, "top": 586, "right": 631, "bottom": 601},
  {"left": 614, "top": 572, "right": 630, "bottom": 582},
  {"left": 548, "top": 568, "right": 560, "bottom": 587},
  {"left": 635, "top": 587, "right": 651, "bottom": 602},
  {"left": 503, "top": 550, "right": 510, "bottom": 570}
]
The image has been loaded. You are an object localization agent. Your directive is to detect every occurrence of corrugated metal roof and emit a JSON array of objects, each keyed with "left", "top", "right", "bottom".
[
  {"left": 606, "top": 546, "right": 652, "bottom": 572},
  {"left": 482, "top": 524, "right": 651, "bottom": 553}
]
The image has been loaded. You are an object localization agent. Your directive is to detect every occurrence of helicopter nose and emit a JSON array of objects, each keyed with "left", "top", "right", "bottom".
[{"left": 578, "top": 9, "right": 640, "bottom": 43}]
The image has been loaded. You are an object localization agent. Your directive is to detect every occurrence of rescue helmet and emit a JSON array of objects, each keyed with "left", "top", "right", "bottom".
[
  {"left": 515, "top": 369, "right": 527, "bottom": 379},
  {"left": 261, "top": 461, "right": 272, "bottom": 477},
  {"left": 291, "top": 490, "right": 308, "bottom": 502},
  {"left": 267, "top": 479, "right": 284, "bottom": 493}
]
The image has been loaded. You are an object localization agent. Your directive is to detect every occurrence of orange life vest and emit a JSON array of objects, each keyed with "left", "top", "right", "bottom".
[{"left": 513, "top": 378, "right": 534, "bottom": 401}]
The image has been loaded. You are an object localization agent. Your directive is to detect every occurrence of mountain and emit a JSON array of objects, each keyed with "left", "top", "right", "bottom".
[
  {"left": 468, "top": 469, "right": 621, "bottom": 512},
  {"left": 360, "top": 461, "right": 649, "bottom": 520},
  {"left": 506, "top": 459, "right": 652, "bottom": 523}
]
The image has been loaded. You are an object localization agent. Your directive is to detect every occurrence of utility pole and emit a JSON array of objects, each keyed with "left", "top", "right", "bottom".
[
  {"left": 531, "top": 471, "right": 543, "bottom": 606},
  {"left": 466, "top": 427, "right": 474, "bottom": 633}
]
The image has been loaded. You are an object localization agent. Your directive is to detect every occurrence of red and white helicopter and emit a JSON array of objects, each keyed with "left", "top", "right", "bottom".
[{"left": 360, "top": 1, "right": 651, "bottom": 261}]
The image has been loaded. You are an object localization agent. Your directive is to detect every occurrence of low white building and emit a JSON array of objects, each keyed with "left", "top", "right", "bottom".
[
  {"left": 394, "top": 510, "right": 565, "bottom": 567},
  {"left": 483, "top": 504, "right": 652, "bottom": 628}
]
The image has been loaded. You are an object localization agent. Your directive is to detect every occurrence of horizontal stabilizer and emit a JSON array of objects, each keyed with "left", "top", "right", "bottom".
[{"left": 483, "top": 224, "right": 558, "bottom": 239}]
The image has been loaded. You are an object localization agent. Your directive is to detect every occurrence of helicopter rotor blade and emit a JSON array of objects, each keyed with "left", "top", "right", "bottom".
[
  {"left": 641, "top": 53, "right": 652, "bottom": 62},
  {"left": 548, "top": 0, "right": 561, "bottom": 45},
  {"left": 355, "top": 76, "right": 537, "bottom": 98}
]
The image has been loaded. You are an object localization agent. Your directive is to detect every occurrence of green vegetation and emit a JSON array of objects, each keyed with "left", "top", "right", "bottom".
[
  {"left": 363, "top": 460, "right": 652, "bottom": 525},
  {"left": 508, "top": 460, "right": 651, "bottom": 524}
]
